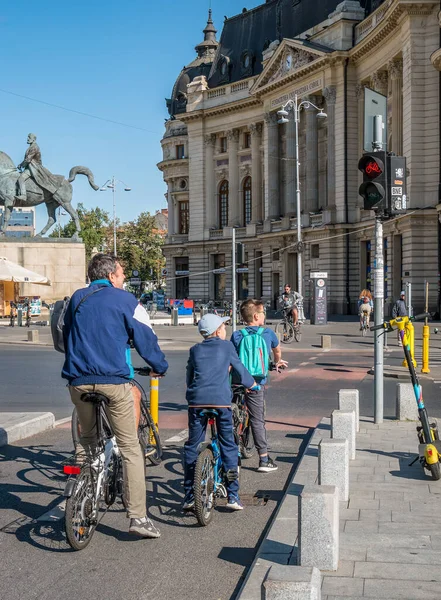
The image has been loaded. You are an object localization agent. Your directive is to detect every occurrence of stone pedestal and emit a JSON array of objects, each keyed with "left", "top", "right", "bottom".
[
  {"left": 264, "top": 565, "right": 321, "bottom": 600},
  {"left": 331, "top": 409, "right": 356, "bottom": 460},
  {"left": 396, "top": 383, "right": 418, "bottom": 421},
  {"left": 319, "top": 438, "right": 349, "bottom": 502},
  {"left": 338, "top": 389, "right": 360, "bottom": 432}
]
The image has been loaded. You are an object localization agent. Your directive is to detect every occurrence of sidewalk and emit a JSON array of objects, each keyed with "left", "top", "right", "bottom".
[{"left": 239, "top": 417, "right": 441, "bottom": 600}]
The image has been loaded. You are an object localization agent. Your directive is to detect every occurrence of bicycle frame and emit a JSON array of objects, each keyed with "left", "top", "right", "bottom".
[{"left": 202, "top": 412, "right": 227, "bottom": 498}]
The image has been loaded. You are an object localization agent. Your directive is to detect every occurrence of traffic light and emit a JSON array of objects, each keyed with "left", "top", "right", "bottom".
[
  {"left": 388, "top": 156, "right": 407, "bottom": 215},
  {"left": 236, "top": 243, "right": 245, "bottom": 264},
  {"left": 358, "top": 151, "right": 387, "bottom": 212}
]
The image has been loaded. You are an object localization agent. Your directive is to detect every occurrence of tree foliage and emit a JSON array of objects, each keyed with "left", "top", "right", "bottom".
[{"left": 49, "top": 203, "right": 111, "bottom": 261}]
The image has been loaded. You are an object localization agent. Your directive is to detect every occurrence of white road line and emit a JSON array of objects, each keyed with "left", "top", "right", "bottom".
[
  {"left": 322, "top": 349, "right": 331, "bottom": 353},
  {"left": 37, "top": 499, "right": 66, "bottom": 522},
  {"left": 164, "top": 429, "right": 188, "bottom": 445},
  {"left": 309, "top": 356, "right": 318, "bottom": 360},
  {"left": 55, "top": 417, "right": 72, "bottom": 427},
  {"left": 299, "top": 362, "right": 310, "bottom": 367}
]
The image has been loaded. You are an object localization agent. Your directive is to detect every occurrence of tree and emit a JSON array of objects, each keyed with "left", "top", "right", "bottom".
[
  {"left": 115, "top": 212, "right": 165, "bottom": 283},
  {"left": 50, "top": 204, "right": 111, "bottom": 261}
]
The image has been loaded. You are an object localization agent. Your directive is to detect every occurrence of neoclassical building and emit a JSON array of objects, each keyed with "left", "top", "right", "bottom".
[{"left": 158, "top": 0, "right": 440, "bottom": 315}]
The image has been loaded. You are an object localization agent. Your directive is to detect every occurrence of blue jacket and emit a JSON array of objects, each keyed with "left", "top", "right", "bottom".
[
  {"left": 186, "top": 337, "right": 254, "bottom": 407},
  {"left": 62, "top": 281, "right": 168, "bottom": 385},
  {"left": 231, "top": 326, "right": 279, "bottom": 385}
]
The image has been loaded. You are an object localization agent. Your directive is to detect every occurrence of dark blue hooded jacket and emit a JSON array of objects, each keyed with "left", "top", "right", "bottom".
[{"left": 62, "top": 281, "right": 168, "bottom": 385}]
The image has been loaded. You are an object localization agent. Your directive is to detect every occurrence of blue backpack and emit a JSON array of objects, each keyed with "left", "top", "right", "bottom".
[{"left": 238, "top": 327, "right": 269, "bottom": 378}]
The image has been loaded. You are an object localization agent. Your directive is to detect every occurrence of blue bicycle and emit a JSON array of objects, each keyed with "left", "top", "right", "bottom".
[{"left": 193, "top": 409, "right": 239, "bottom": 526}]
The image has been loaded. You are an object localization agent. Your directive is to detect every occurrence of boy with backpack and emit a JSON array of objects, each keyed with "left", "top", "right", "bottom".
[{"left": 231, "top": 299, "right": 288, "bottom": 473}]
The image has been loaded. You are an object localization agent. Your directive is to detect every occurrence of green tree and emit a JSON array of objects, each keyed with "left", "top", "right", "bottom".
[
  {"left": 115, "top": 212, "right": 165, "bottom": 283},
  {"left": 50, "top": 203, "right": 111, "bottom": 261}
]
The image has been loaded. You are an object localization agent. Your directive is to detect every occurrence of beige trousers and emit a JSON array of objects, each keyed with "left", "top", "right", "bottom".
[{"left": 69, "top": 383, "right": 146, "bottom": 519}]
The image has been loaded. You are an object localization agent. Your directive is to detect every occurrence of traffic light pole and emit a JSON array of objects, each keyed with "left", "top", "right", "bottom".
[{"left": 374, "top": 216, "right": 384, "bottom": 424}]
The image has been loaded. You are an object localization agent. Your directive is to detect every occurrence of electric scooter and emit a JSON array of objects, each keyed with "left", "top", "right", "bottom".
[{"left": 371, "top": 313, "right": 441, "bottom": 480}]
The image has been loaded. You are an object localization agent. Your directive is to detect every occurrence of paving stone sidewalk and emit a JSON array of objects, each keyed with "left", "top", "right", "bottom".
[{"left": 323, "top": 418, "right": 441, "bottom": 600}]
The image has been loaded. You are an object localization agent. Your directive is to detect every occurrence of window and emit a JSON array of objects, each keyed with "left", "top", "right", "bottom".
[
  {"left": 176, "top": 145, "right": 185, "bottom": 159},
  {"left": 243, "top": 176, "right": 252, "bottom": 225},
  {"left": 311, "top": 244, "right": 320, "bottom": 259},
  {"left": 179, "top": 201, "right": 189, "bottom": 234},
  {"left": 219, "top": 180, "right": 229, "bottom": 228},
  {"left": 220, "top": 137, "right": 227, "bottom": 153},
  {"left": 273, "top": 248, "right": 280, "bottom": 261},
  {"left": 244, "top": 132, "right": 251, "bottom": 149}
]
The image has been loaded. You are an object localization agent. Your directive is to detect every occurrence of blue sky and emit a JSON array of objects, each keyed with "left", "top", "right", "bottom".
[{"left": 0, "top": 0, "right": 260, "bottom": 232}]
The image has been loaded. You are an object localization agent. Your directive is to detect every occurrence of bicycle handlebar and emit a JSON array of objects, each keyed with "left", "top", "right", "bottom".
[{"left": 133, "top": 366, "right": 152, "bottom": 376}]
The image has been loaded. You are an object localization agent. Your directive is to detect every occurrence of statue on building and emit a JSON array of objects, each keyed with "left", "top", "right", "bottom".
[{"left": 0, "top": 134, "right": 99, "bottom": 239}]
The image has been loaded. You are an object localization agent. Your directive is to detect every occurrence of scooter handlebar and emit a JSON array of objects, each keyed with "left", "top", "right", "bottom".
[
  {"left": 412, "top": 312, "right": 431, "bottom": 322},
  {"left": 370, "top": 322, "right": 386, "bottom": 332}
]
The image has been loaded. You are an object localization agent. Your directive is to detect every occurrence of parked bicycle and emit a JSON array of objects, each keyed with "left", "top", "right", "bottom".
[
  {"left": 275, "top": 307, "right": 301, "bottom": 343},
  {"left": 71, "top": 366, "right": 162, "bottom": 466},
  {"left": 232, "top": 384, "right": 254, "bottom": 460}
]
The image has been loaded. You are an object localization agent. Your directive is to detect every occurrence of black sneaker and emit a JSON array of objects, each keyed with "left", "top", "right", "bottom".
[
  {"left": 182, "top": 492, "right": 195, "bottom": 511},
  {"left": 258, "top": 457, "right": 278, "bottom": 473},
  {"left": 129, "top": 517, "right": 161, "bottom": 538}
]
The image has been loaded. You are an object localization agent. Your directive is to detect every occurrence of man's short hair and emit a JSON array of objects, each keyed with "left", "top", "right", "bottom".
[
  {"left": 240, "top": 298, "right": 264, "bottom": 323},
  {"left": 88, "top": 253, "right": 119, "bottom": 282},
  {"left": 284, "top": 283, "right": 291, "bottom": 288}
]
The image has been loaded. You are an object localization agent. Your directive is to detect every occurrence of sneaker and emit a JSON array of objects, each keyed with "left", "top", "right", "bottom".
[
  {"left": 129, "top": 516, "right": 161, "bottom": 538},
  {"left": 182, "top": 493, "right": 195, "bottom": 511},
  {"left": 258, "top": 457, "right": 278, "bottom": 473},
  {"left": 226, "top": 496, "right": 244, "bottom": 511},
  {"left": 144, "top": 444, "right": 157, "bottom": 458}
]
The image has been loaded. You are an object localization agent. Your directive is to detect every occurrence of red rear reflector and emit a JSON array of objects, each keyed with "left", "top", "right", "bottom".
[
  {"left": 64, "top": 465, "right": 81, "bottom": 475},
  {"left": 428, "top": 449, "right": 433, "bottom": 456},
  {"left": 208, "top": 419, "right": 215, "bottom": 426}
]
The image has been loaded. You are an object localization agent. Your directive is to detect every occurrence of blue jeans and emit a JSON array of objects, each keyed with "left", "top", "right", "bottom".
[{"left": 183, "top": 407, "right": 239, "bottom": 496}]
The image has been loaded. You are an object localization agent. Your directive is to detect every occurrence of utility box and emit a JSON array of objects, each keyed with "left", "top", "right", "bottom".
[{"left": 310, "top": 272, "right": 328, "bottom": 325}]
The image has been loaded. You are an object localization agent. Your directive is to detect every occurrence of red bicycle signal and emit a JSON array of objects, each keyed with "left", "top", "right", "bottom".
[{"left": 364, "top": 160, "right": 383, "bottom": 177}]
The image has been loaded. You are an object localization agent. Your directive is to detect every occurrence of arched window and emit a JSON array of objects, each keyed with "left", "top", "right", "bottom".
[
  {"left": 243, "top": 176, "right": 252, "bottom": 225},
  {"left": 219, "top": 180, "right": 229, "bottom": 228}
]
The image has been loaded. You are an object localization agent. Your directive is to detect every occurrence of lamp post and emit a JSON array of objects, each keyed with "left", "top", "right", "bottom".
[
  {"left": 100, "top": 176, "right": 132, "bottom": 255},
  {"left": 277, "top": 95, "right": 327, "bottom": 320}
]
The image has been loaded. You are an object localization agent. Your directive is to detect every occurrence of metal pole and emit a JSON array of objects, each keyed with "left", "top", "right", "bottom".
[
  {"left": 374, "top": 217, "right": 384, "bottom": 424},
  {"left": 232, "top": 227, "right": 237, "bottom": 333},
  {"left": 294, "top": 95, "right": 305, "bottom": 321},
  {"left": 112, "top": 176, "right": 117, "bottom": 256}
]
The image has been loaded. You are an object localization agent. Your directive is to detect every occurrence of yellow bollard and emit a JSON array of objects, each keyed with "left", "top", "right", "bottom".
[
  {"left": 402, "top": 322, "right": 417, "bottom": 368},
  {"left": 421, "top": 324, "right": 431, "bottom": 373},
  {"left": 150, "top": 377, "right": 159, "bottom": 443}
]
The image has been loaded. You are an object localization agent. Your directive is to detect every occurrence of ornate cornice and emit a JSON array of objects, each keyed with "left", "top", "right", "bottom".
[{"left": 179, "top": 98, "right": 262, "bottom": 122}]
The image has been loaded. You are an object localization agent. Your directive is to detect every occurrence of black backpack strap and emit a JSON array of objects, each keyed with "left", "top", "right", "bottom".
[{"left": 73, "top": 286, "right": 108, "bottom": 316}]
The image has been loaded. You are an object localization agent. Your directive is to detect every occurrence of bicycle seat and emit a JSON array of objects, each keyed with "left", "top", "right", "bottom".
[
  {"left": 80, "top": 392, "right": 109, "bottom": 405},
  {"left": 199, "top": 408, "right": 219, "bottom": 418}
]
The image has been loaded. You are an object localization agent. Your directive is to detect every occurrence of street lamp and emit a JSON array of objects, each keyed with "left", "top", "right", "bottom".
[
  {"left": 100, "top": 176, "right": 132, "bottom": 255},
  {"left": 277, "top": 95, "right": 327, "bottom": 320}
]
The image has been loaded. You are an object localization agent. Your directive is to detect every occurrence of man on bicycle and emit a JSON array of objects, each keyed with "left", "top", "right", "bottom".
[
  {"left": 279, "top": 284, "right": 302, "bottom": 326},
  {"left": 62, "top": 253, "right": 168, "bottom": 539}
]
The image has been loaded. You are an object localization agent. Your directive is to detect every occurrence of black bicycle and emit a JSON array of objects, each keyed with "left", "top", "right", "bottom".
[
  {"left": 71, "top": 367, "right": 162, "bottom": 466},
  {"left": 232, "top": 384, "right": 254, "bottom": 459},
  {"left": 275, "top": 307, "right": 301, "bottom": 343}
]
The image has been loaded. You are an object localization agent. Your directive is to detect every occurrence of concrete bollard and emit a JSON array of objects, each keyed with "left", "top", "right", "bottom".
[
  {"left": 396, "top": 383, "right": 418, "bottom": 421},
  {"left": 299, "top": 485, "right": 339, "bottom": 571},
  {"left": 321, "top": 335, "right": 331, "bottom": 349},
  {"left": 319, "top": 439, "right": 349, "bottom": 502},
  {"left": 331, "top": 410, "right": 356, "bottom": 460},
  {"left": 263, "top": 565, "right": 321, "bottom": 600},
  {"left": 27, "top": 330, "right": 39, "bottom": 343},
  {"left": 338, "top": 389, "right": 360, "bottom": 432}
]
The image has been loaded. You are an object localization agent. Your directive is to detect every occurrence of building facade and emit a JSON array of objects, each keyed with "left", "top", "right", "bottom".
[
  {"left": 0, "top": 207, "right": 35, "bottom": 237},
  {"left": 159, "top": 0, "right": 441, "bottom": 315}
]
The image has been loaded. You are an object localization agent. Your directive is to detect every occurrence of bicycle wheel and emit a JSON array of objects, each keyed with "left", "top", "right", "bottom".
[
  {"left": 65, "top": 466, "right": 99, "bottom": 551},
  {"left": 294, "top": 324, "right": 302, "bottom": 343},
  {"left": 138, "top": 401, "right": 162, "bottom": 466},
  {"left": 362, "top": 324, "right": 367, "bottom": 337},
  {"left": 240, "top": 425, "right": 254, "bottom": 459},
  {"left": 71, "top": 407, "right": 81, "bottom": 451},
  {"left": 276, "top": 321, "right": 294, "bottom": 344},
  {"left": 194, "top": 447, "right": 215, "bottom": 526}
]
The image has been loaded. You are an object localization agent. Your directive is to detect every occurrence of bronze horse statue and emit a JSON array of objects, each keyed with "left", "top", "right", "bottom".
[{"left": 0, "top": 151, "right": 99, "bottom": 238}]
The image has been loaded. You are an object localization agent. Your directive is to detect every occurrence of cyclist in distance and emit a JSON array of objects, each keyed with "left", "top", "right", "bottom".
[
  {"left": 279, "top": 283, "right": 302, "bottom": 326},
  {"left": 358, "top": 289, "right": 373, "bottom": 330},
  {"left": 62, "top": 253, "right": 168, "bottom": 539}
]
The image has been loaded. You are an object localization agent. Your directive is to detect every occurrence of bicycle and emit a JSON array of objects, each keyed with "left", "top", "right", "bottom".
[
  {"left": 232, "top": 384, "right": 254, "bottom": 459},
  {"left": 360, "top": 310, "right": 370, "bottom": 337},
  {"left": 371, "top": 312, "right": 441, "bottom": 480},
  {"left": 193, "top": 409, "right": 239, "bottom": 526},
  {"left": 275, "top": 307, "right": 301, "bottom": 343},
  {"left": 71, "top": 367, "right": 162, "bottom": 466}
]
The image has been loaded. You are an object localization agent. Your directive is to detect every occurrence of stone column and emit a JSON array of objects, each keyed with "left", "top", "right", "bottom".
[
  {"left": 204, "top": 134, "right": 216, "bottom": 229},
  {"left": 284, "top": 108, "right": 296, "bottom": 216},
  {"left": 250, "top": 123, "right": 263, "bottom": 223},
  {"left": 264, "top": 112, "right": 280, "bottom": 219},
  {"left": 323, "top": 87, "right": 336, "bottom": 209},
  {"left": 356, "top": 83, "right": 367, "bottom": 156},
  {"left": 305, "top": 96, "right": 319, "bottom": 213},
  {"left": 172, "top": 191, "right": 179, "bottom": 234},
  {"left": 167, "top": 185, "right": 174, "bottom": 236},
  {"left": 389, "top": 58, "right": 403, "bottom": 156},
  {"left": 227, "top": 128, "right": 240, "bottom": 226}
]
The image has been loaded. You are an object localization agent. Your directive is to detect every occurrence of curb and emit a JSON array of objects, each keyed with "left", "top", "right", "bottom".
[
  {"left": 367, "top": 366, "right": 437, "bottom": 382},
  {"left": 0, "top": 412, "right": 55, "bottom": 446},
  {"left": 0, "top": 340, "right": 53, "bottom": 347},
  {"left": 237, "top": 420, "right": 329, "bottom": 599}
]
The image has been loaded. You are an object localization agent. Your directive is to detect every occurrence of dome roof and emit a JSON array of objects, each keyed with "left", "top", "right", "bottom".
[{"left": 166, "top": 10, "right": 218, "bottom": 118}]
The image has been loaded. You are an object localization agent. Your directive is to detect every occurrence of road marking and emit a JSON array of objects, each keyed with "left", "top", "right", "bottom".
[
  {"left": 37, "top": 500, "right": 66, "bottom": 522},
  {"left": 434, "top": 381, "right": 441, "bottom": 384},
  {"left": 164, "top": 429, "right": 188, "bottom": 445},
  {"left": 322, "top": 349, "right": 331, "bottom": 353},
  {"left": 309, "top": 356, "right": 318, "bottom": 360},
  {"left": 55, "top": 417, "right": 72, "bottom": 427},
  {"left": 299, "top": 362, "right": 311, "bottom": 367}
]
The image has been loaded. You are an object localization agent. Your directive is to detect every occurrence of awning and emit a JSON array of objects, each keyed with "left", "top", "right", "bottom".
[{"left": 0, "top": 257, "right": 51, "bottom": 286}]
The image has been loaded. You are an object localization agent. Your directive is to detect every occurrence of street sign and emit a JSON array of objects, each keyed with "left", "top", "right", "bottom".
[
  {"left": 132, "top": 270, "right": 139, "bottom": 277},
  {"left": 175, "top": 270, "right": 190, "bottom": 276},
  {"left": 161, "top": 268, "right": 168, "bottom": 276},
  {"left": 236, "top": 267, "right": 249, "bottom": 273},
  {"left": 129, "top": 277, "right": 141, "bottom": 285},
  {"left": 213, "top": 268, "right": 226, "bottom": 274},
  {"left": 310, "top": 272, "right": 328, "bottom": 279}
]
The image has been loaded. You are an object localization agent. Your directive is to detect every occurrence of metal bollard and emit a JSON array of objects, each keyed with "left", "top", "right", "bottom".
[
  {"left": 17, "top": 307, "right": 23, "bottom": 327},
  {"left": 171, "top": 306, "right": 179, "bottom": 326},
  {"left": 421, "top": 324, "right": 430, "bottom": 373},
  {"left": 402, "top": 321, "right": 417, "bottom": 368},
  {"left": 150, "top": 377, "right": 159, "bottom": 442}
]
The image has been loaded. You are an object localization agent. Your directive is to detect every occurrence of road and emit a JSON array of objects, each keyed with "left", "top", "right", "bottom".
[{"left": 2, "top": 322, "right": 441, "bottom": 599}]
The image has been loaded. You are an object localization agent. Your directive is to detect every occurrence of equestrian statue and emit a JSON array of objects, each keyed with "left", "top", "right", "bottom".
[{"left": 0, "top": 133, "right": 99, "bottom": 239}]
